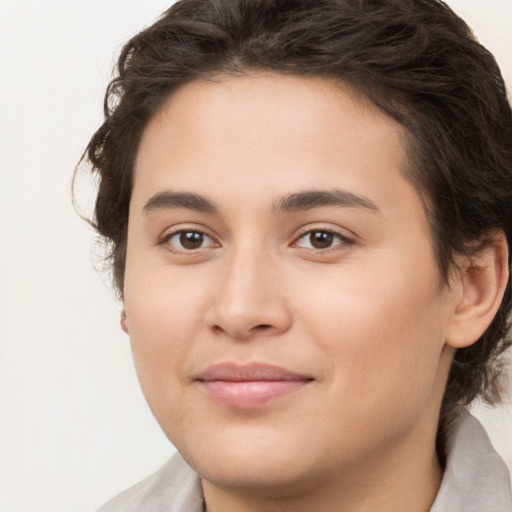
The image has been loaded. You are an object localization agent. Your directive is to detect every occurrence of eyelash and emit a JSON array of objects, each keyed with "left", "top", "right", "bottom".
[
  {"left": 159, "top": 227, "right": 354, "bottom": 254},
  {"left": 160, "top": 229, "right": 218, "bottom": 253},
  {"left": 292, "top": 228, "right": 355, "bottom": 253}
]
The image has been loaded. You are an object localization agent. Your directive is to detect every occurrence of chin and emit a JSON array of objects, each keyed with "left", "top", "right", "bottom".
[
  {"left": 196, "top": 457, "right": 319, "bottom": 498},
  {"left": 172, "top": 425, "right": 321, "bottom": 493}
]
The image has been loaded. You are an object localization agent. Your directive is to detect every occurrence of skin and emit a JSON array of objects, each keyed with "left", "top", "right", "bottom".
[{"left": 122, "top": 74, "right": 507, "bottom": 512}]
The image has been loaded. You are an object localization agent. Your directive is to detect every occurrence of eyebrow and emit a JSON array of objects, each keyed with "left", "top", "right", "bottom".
[
  {"left": 142, "top": 188, "right": 379, "bottom": 216},
  {"left": 274, "top": 189, "right": 379, "bottom": 214},
  {"left": 143, "top": 191, "right": 217, "bottom": 215}
]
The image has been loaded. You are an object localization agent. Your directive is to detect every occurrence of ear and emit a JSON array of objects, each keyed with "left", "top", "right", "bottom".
[
  {"left": 446, "top": 231, "right": 509, "bottom": 349},
  {"left": 121, "top": 309, "right": 129, "bottom": 334}
]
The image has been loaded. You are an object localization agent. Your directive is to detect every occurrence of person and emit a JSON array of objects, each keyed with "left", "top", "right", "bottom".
[{"left": 78, "top": 0, "right": 512, "bottom": 510}]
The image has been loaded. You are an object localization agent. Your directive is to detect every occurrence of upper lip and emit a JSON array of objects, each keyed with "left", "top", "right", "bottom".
[{"left": 195, "top": 362, "right": 313, "bottom": 382}]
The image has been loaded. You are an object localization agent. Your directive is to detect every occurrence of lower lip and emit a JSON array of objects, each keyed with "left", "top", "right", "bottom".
[{"left": 198, "top": 380, "right": 310, "bottom": 408}]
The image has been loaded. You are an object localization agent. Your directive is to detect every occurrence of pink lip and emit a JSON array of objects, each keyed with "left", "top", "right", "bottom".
[{"left": 195, "top": 363, "right": 313, "bottom": 409}]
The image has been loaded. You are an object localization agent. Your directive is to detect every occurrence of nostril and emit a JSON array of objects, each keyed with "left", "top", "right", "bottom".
[
  {"left": 210, "top": 323, "right": 277, "bottom": 339},
  {"left": 252, "top": 324, "right": 273, "bottom": 331}
]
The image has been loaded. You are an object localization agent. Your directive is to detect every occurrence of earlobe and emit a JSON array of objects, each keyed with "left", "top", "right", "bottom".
[
  {"left": 446, "top": 231, "right": 509, "bottom": 349},
  {"left": 121, "top": 309, "right": 129, "bottom": 334}
]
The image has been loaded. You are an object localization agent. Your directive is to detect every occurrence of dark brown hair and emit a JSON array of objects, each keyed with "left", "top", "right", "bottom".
[{"left": 80, "top": 0, "right": 512, "bottom": 420}]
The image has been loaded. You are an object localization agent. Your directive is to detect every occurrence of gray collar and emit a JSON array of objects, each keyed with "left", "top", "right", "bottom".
[{"left": 431, "top": 407, "right": 511, "bottom": 511}]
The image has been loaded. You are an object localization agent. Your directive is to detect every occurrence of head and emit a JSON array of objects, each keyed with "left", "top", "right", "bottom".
[{"left": 80, "top": 0, "right": 512, "bottom": 496}]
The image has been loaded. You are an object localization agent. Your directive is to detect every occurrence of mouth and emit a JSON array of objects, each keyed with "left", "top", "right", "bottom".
[{"left": 195, "top": 362, "right": 314, "bottom": 409}]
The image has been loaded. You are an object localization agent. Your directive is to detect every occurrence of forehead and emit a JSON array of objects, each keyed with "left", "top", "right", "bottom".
[
  {"left": 139, "top": 73, "right": 405, "bottom": 158},
  {"left": 132, "top": 73, "right": 418, "bottom": 222}
]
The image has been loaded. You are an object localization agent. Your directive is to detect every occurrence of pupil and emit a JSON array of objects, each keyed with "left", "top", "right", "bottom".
[
  {"left": 311, "top": 231, "right": 333, "bottom": 249},
  {"left": 180, "top": 231, "right": 203, "bottom": 249}
]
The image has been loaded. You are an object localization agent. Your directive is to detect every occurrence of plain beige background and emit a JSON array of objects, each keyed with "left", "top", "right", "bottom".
[{"left": 0, "top": 1, "right": 511, "bottom": 511}]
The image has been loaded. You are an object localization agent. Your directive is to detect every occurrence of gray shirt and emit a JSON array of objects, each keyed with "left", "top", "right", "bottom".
[{"left": 97, "top": 408, "right": 511, "bottom": 512}]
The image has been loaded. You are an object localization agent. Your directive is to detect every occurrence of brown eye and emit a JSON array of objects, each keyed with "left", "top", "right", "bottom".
[
  {"left": 180, "top": 231, "right": 204, "bottom": 249},
  {"left": 166, "top": 230, "right": 215, "bottom": 251},
  {"left": 295, "top": 229, "right": 350, "bottom": 250},
  {"left": 309, "top": 231, "right": 334, "bottom": 249}
]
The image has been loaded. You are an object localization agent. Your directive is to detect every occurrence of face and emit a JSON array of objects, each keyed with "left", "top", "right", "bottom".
[{"left": 123, "top": 74, "right": 457, "bottom": 495}]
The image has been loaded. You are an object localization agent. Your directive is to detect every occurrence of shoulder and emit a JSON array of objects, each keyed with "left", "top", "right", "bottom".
[
  {"left": 96, "top": 452, "right": 203, "bottom": 512},
  {"left": 431, "top": 407, "right": 512, "bottom": 512}
]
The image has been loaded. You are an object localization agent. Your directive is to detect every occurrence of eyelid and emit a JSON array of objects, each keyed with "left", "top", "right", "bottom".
[
  {"left": 159, "top": 225, "right": 220, "bottom": 253},
  {"left": 291, "top": 226, "right": 355, "bottom": 250},
  {"left": 157, "top": 223, "right": 355, "bottom": 254}
]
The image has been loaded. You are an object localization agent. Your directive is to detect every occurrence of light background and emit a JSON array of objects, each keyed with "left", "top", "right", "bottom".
[{"left": 0, "top": 1, "right": 511, "bottom": 511}]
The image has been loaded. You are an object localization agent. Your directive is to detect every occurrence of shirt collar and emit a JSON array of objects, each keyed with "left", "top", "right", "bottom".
[{"left": 430, "top": 407, "right": 511, "bottom": 511}]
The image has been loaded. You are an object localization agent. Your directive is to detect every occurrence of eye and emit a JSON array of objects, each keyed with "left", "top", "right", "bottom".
[
  {"left": 164, "top": 230, "right": 217, "bottom": 251},
  {"left": 294, "top": 229, "right": 351, "bottom": 250}
]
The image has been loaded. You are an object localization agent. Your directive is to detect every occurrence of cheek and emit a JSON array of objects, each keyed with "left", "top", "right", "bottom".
[
  {"left": 123, "top": 264, "right": 210, "bottom": 401},
  {"left": 124, "top": 256, "right": 209, "bottom": 337},
  {"left": 293, "top": 254, "right": 449, "bottom": 410}
]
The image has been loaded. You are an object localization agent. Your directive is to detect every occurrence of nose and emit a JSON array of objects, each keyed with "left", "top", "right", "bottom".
[{"left": 205, "top": 245, "right": 292, "bottom": 340}]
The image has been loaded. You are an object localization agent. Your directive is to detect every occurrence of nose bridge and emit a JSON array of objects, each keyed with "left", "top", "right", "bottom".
[{"left": 207, "top": 237, "right": 290, "bottom": 338}]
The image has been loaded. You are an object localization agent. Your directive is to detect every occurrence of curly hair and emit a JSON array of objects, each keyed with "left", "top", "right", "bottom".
[{"left": 80, "top": 0, "right": 512, "bottom": 423}]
